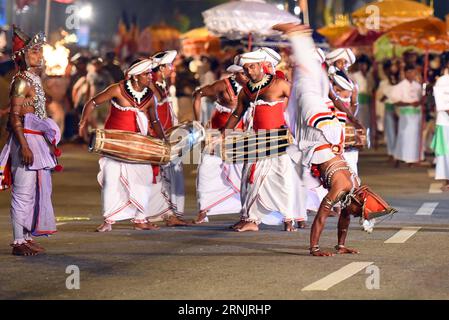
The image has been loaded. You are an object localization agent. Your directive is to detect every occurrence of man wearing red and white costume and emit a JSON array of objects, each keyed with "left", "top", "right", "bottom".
[
  {"left": 79, "top": 59, "right": 172, "bottom": 232},
  {"left": 224, "top": 50, "right": 297, "bottom": 232},
  {"left": 192, "top": 64, "right": 247, "bottom": 224},
  {"left": 146, "top": 50, "right": 188, "bottom": 226}
]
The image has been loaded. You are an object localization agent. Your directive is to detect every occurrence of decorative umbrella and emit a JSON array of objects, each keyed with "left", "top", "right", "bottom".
[
  {"left": 333, "top": 28, "right": 382, "bottom": 48},
  {"left": 317, "top": 25, "right": 354, "bottom": 47},
  {"left": 181, "top": 27, "right": 221, "bottom": 57},
  {"left": 386, "top": 17, "right": 449, "bottom": 53},
  {"left": 202, "top": 0, "right": 300, "bottom": 49},
  {"left": 352, "top": 0, "right": 434, "bottom": 34}
]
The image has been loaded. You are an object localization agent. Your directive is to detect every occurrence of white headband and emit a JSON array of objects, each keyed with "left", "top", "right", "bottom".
[
  {"left": 127, "top": 59, "right": 155, "bottom": 76},
  {"left": 326, "top": 48, "right": 356, "bottom": 66},
  {"left": 258, "top": 47, "right": 281, "bottom": 66},
  {"left": 237, "top": 50, "right": 266, "bottom": 66}
]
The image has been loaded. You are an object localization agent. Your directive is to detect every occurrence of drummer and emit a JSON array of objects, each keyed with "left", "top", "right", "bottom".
[
  {"left": 192, "top": 63, "right": 248, "bottom": 224},
  {"left": 146, "top": 50, "right": 188, "bottom": 226},
  {"left": 223, "top": 50, "right": 297, "bottom": 232},
  {"left": 329, "top": 70, "right": 360, "bottom": 174},
  {"left": 79, "top": 59, "right": 174, "bottom": 232}
]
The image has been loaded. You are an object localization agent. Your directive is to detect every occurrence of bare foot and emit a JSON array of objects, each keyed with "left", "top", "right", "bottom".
[
  {"left": 235, "top": 221, "right": 259, "bottom": 232},
  {"left": 336, "top": 247, "right": 359, "bottom": 254},
  {"left": 284, "top": 221, "right": 297, "bottom": 232},
  {"left": 192, "top": 211, "right": 208, "bottom": 224},
  {"left": 229, "top": 219, "right": 245, "bottom": 230},
  {"left": 134, "top": 222, "right": 160, "bottom": 230},
  {"left": 297, "top": 221, "right": 307, "bottom": 229},
  {"left": 96, "top": 222, "right": 112, "bottom": 232},
  {"left": 165, "top": 215, "right": 190, "bottom": 227},
  {"left": 11, "top": 243, "right": 39, "bottom": 256},
  {"left": 26, "top": 240, "right": 46, "bottom": 253}
]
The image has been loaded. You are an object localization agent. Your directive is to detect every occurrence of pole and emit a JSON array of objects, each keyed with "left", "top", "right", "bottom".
[
  {"left": 44, "top": 0, "right": 51, "bottom": 37},
  {"left": 299, "top": 0, "right": 309, "bottom": 25},
  {"left": 248, "top": 32, "right": 252, "bottom": 51}
]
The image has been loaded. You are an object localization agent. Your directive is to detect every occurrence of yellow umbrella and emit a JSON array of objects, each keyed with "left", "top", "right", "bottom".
[
  {"left": 352, "top": 0, "right": 434, "bottom": 33},
  {"left": 386, "top": 17, "right": 449, "bottom": 52},
  {"left": 181, "top": 27, "right": 211, "bottom": 40},
  {"left": 317, "top": 25, "right": 355, "bottom": 47}
]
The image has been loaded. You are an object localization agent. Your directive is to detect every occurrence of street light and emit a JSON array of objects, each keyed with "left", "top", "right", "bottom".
[
  {"left": 294, "top": 6, "right": 301, "bottom": 16},
  {"left": 78, "top": 3, "right": 93, "bottom": 20}
]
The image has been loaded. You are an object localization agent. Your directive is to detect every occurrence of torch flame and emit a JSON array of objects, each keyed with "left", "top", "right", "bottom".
[{"left": 43, "top": 32, "right": 77, "bottom": 76}]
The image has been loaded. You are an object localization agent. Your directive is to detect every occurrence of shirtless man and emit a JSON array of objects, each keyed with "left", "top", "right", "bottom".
[
  {"left": 192, "top": 64, "right": 248, "bottom": 224},
  {"left": 274, "top": 23, "right": 396, "bottom": 256},
  {"left": 79, "top": 59, "right": 171, "bottom": 232},
  {"left": 0, "top": 26, "right": 61, "bottom": 255},
  {"left": 223, "top": 51, "right": 298, "bottom": 232},
  {"left": 147, "top": 50, "right": 188, "bottom": 226}
]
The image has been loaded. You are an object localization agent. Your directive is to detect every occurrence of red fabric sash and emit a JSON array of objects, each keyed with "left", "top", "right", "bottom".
[
  {"left": 104, "top": 104, "right": 138, "bottom": 132},
  {"left": 252, "top": 102, "right": 286, "bottom": 130},
  {"left": 210, "top": 109, "right": 243, "bottom": 130},
  {"left": 152, "top": 165, "right": 160, "bottom": 184},
  {"left": 23, "top": 129, "right": 44, "bottom": 135},
  {"left": 157, "top": 101, "right": 173, "bottom": 131}
]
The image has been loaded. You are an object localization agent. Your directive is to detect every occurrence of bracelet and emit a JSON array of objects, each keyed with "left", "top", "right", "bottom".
[
  {"left": 335, "top": 244, "right": 345, "bottom": 250},
  {"left": 309, "top": 245, "right": 320, "bottom": 253},
  {"left": 92, "top": 100, "right": 98, "bottom": 107}
]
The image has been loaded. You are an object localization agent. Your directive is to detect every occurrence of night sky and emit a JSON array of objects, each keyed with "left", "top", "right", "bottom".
[{"left": 10, "top": 0, "right": 449, "bottom": 46}]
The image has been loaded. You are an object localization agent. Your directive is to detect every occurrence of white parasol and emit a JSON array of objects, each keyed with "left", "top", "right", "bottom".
[{"left": 202, "top": 0, "right": 301, "bottom": 42}]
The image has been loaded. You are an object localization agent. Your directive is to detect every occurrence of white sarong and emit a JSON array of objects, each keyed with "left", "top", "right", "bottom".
[
  {"left": 99, "top": 157, "right": 153, "bottom": 223},
  {"left": 241, "top": 154, "right": 295, "bottom": 225},
  {"left": 197, "top": 154, "right": 242, "bottom": 216},
  {"left": 394, "top": 106, "right": 423, "bottom": 163}
]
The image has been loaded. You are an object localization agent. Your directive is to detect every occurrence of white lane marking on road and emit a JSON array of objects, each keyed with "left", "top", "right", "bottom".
[
  {"left": 384, "top": 227, "right": 421, "bottom": 244},
  {"left": 301, "top": 262, "right": 373, "bottom": 291},
  {"left": 427, "top": 169, "right": 435, "bottom": 178},
  {"left": 429, "top": 183, "right": 443, "bottom": 194},
  {"left": 416, "top": 202, "right": 439, "bottom": 216}
]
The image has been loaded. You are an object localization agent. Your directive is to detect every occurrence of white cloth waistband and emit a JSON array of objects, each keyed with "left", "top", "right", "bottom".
[{"left": 214, "top": 102, "right": 232, "bottom": 113}]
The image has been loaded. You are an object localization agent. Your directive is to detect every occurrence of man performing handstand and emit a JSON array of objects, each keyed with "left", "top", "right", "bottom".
[{"left": 274, "top": 23, "right": 396, "bottom": 256}]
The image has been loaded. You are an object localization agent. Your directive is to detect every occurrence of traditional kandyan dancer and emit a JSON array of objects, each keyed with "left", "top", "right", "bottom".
[
  {"left": 192, "top": 63, "right": 247, "bottom": 224},
  {"left": 262, "top": 46, "right": 308, "bottom": 229},
  {"left": 274, "top": 22, "right": 396, "bottom": 256},
  {"left": 79, "top": 59, "right": 174, "bottom": 232},
  {"left": 147, "top": 50, "right": 188, "bottom": 226},
  {"left": 223, "top": 50, "right": 298, "bottom": 232},
  {"left": 0, "top": 26, "right": 61, "bottom": 256}
]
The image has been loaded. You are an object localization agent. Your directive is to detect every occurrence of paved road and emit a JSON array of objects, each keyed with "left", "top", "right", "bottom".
[{"left": 1, "top": 144, "right": 448, "bottom": 299}]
